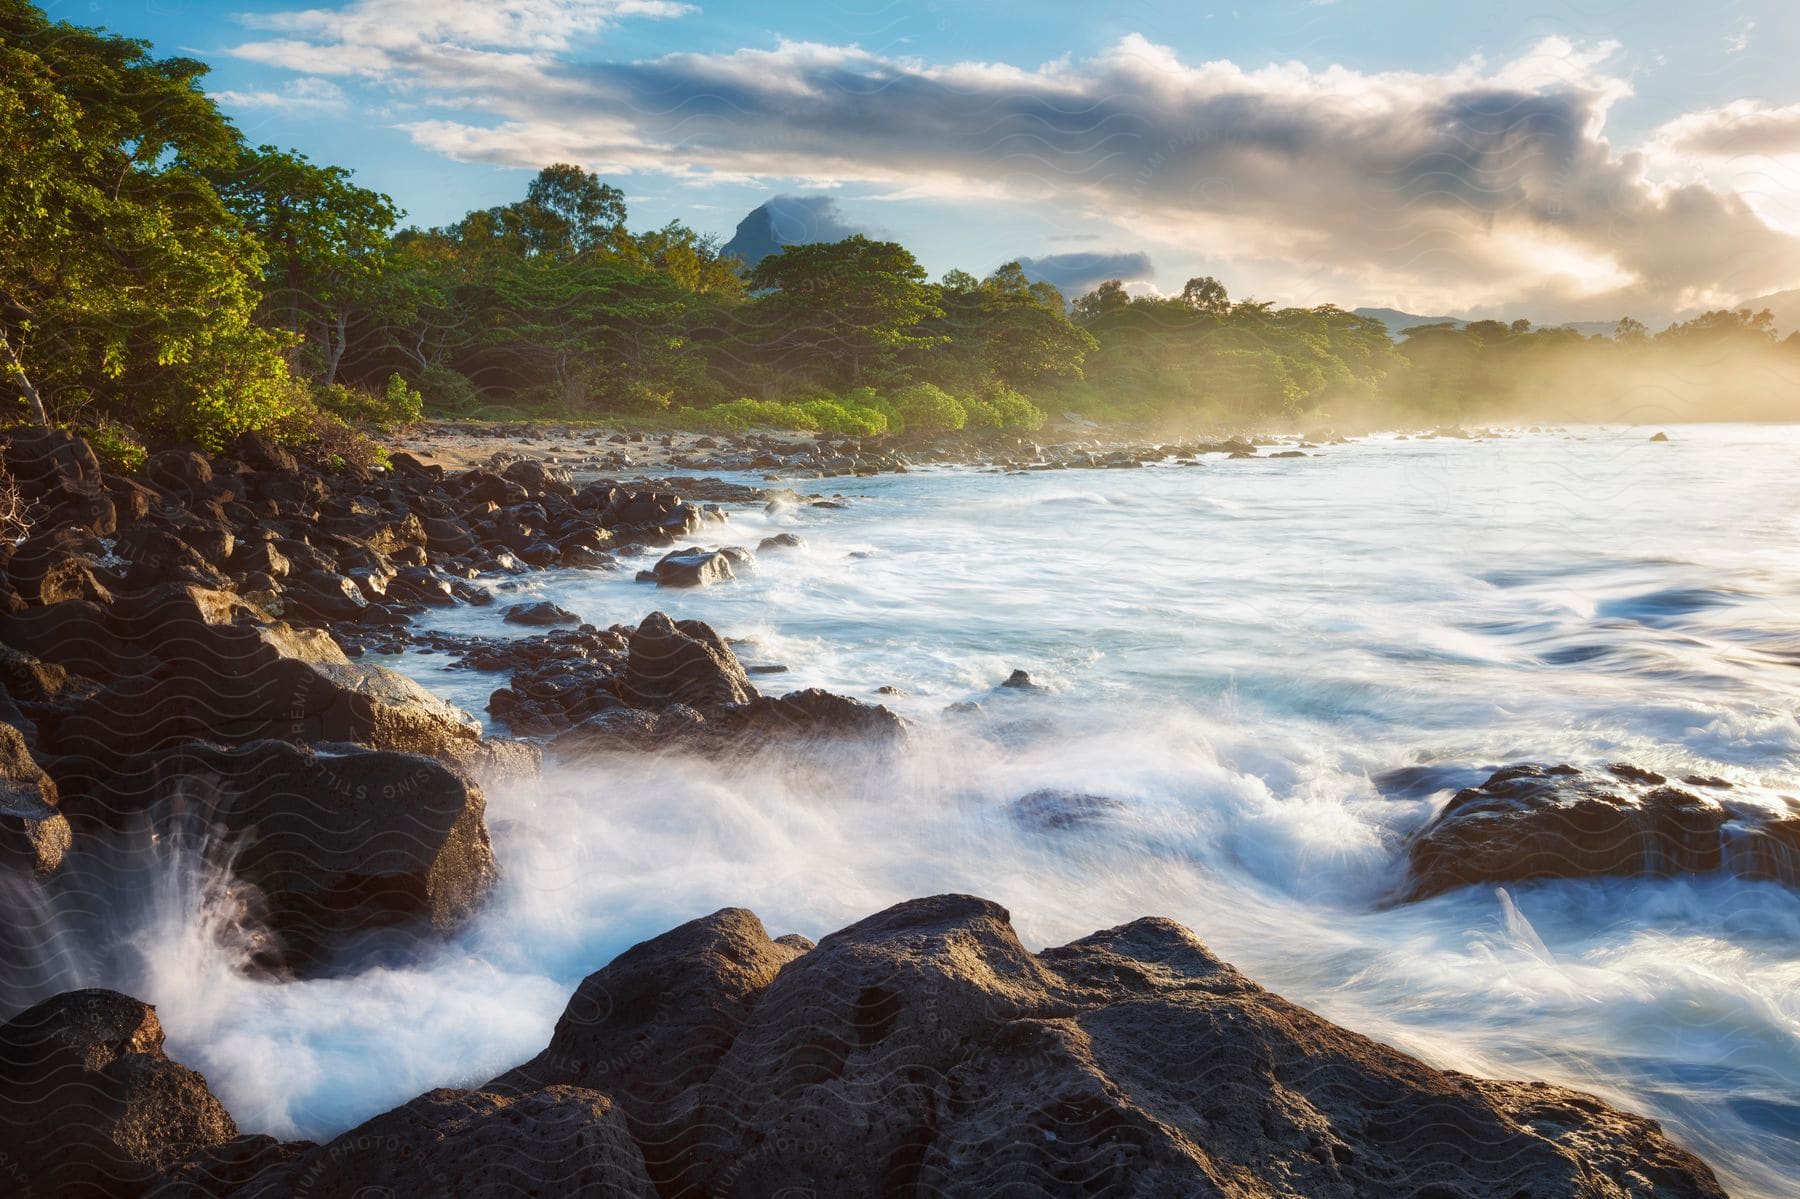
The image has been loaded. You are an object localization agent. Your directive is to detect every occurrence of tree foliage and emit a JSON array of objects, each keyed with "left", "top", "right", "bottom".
[
  {"left": 7, "top": 1, "right": 1800, "bottom": 452},
  {"left": 0, "top": 0, "right": 309, "bottom": 447}
]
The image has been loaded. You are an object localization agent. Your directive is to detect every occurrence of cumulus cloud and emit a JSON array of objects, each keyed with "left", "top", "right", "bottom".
[
  {"left": 1015, "top": 251, "right": 1157, "bottom": 298},
  {"left": 232, "top": 0, "right": 693, "bottom": 79},
  {"left": 1654, "top": 100, "right": 1800, "bottom": 161},
  {"left": 229, "top": 20, "right": 1800, "bottom": 314}
]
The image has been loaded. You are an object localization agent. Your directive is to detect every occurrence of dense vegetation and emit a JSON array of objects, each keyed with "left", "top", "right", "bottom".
[{"left": 5, "top": 0, "right": 1800, "bottom": 461}]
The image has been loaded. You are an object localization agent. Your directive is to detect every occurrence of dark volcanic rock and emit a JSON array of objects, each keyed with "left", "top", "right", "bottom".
[
  {"left": 728, "top": 687, "right": 906, "bottom": 743},
  {"left": 492, "top": 908, "right": 806, "bottom": 1187},
  {"left": 1012, "top": 787, "right": 1126, "bottom": 830},
  {"left": 481, "top": 894, "right": 1725, "bottom": 1199},
  {"left": 999, "top": 667, "right": 1047, "bottom": 692},
  {"left": 230, "top": 1087, "right": 652, "bottom": 1199},
  {"left": 152, "top": 1135, "right": 310, "bottom": 1199},
  {"left": 0, "top": 720, "right": 70, "bottom": 876},
  {"left": 621, "top": 611, "right": 754, "bottom": 708},
  {"left": 7, "top": 526, "right": 114, "bottom": 605},
  {"left": 645, "top": 546, "right": 742, "bottom": 587},
  {"left": 503, "top": 600, "right": 582, "bottom": 627},
  {"left": 40, "top": 586, "right": 487, "bottom": 769},
  {"left": 1400, "top": 762, "right": 1800, "bottom": 900},
  {"left": 57, "top": 740, "right": 496, "bottom": 975},
  {"left": 3, "top": 427, "right": 103, "bottom": 501},
  {"left": 0, "top": 989, "right": 237, "bottom": 1197},
  {"left": 549, "top": 705, "right": 714, "bottom": 758}
]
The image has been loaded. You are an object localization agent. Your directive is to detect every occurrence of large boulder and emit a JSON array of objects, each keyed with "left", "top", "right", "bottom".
[
  {"left": 491, "top": 908, "right": 806, "bottom": 1187},
  {"left": 2, "top": 427, "right": 102, "bottom": 502},
  {"left": 55, "top": 740, "right": 496, "bottom": 975},
  {"left": 0, "top": 598, "right": 120, "bottom": 677},
  {"left": 496, "top": 895, "right": 1726, "bottom": 1198},
  {"left": 578, "top": 487, "right": 706, "bottom": 543},
  {"left": 620, "top": 612, "right": 755, "bottom": 708},
  {"left": 142, "top": 449, "right": 216, "bottom": 500},
  {"left": 502, "top": 457, "right": 576, "bottom": 497},
  {"left": 549, "top": 705, "right": 715, "bottom": 759},
  {"left": 6, "top": 526, "right": 113, "bottom": 605},
  {"left": 1400, "top": 762, "right": 1800, "bottom": 901},
  {"left": 644, "top": 546, "right": 741, "bottom": 588},
  {"left": 0, "top": 721, "right": 69, "bottom": 876},
  {"left": 0, "top": 989, "right": 237, "bottom": 1197},
  {"left": 230, "top": 1087, "right": 652, "bottom": 1199},
  {"left": 112, "top": 524, "right": 230, "bottom": 592},
  {"left": 503, "top": 600, "right": 582, "bottom": 628},
  {"left": 726, "top": 687, "right": 906, "bottom": 744},
  {"left": 39, "top": 586, "right": 486, "bottom": 768}
]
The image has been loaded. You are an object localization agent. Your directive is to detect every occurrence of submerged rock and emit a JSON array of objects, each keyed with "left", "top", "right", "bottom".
[
  {"left": 502, "top": 600, "right": 582, "bottom": 627},
  {"left": 725, "top": 687, "right": 907, "bottom": 743},
  {"left": 999, "top": 668, "right": 1047, "bottom": 692},
  {"left": 1011, "top": 787, "right": 1126, "bottom": 830},
  {"left": 643, "top": 545, "right": 747, "bottom": 588},
  {"left": 1399, "top": 762, "right": 1800, "bottom": 900}
]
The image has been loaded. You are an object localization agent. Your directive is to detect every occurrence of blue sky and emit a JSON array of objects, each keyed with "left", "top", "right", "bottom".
[{"left": 55, "top": 0, "right": 1800, "bottom": 320}]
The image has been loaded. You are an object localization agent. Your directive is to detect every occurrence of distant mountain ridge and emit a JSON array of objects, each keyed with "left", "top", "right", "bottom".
[{"left": 1352, "top": 307, "right": 1620, "bottom": 340}]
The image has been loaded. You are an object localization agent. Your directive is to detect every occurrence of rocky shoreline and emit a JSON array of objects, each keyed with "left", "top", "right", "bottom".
[
  {"left": 3, "top": 896, "right": 1727, "bottom": 1198},
  {"left": 0, "top": 424, "right": 1768, "bottom": 1196}
]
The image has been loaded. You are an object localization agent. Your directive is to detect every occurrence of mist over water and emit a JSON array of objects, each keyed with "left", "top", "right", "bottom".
[{"left": 21, "top": 426, "right": 1800, "bottom": 1196}]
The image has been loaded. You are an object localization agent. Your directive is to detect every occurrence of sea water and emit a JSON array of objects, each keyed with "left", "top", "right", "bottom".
[{"left": 23, "top": 426, "right": 1800, "bottom": 1196}]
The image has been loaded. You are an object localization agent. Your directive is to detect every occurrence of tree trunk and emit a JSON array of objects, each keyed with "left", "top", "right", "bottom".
[
  {"left": 0, "top": 330, "right": 50, "bottom": 426},
  {"left": 321, "top": 308, "right": 349, "bottom": 386}
]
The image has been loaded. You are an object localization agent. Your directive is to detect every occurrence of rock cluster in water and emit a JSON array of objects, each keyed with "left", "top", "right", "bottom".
[
  {"left": 0, "top": 426, "right": 1756, "bottom": 1195},
  {"left": 0, "top": 427, "right": 885, "bottom": 981},
  {"left": 1398, "top": 762, "right": 1800, "bottom": 901},
  {"left": 0, "top": 895, "right": 1727, "bottom": 1198}
]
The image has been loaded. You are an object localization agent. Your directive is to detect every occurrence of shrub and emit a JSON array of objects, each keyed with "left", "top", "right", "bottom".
[
  {"left": 890, "top": 383, "right": 966, "bottom": 436},
  {"left": 414, "top": 365, "right": 482, "bottom": 416},
  {"left": 383, "top": 373, "right": 423, "bottom": 426},
  {"left": 605, "top": 378, "right": 676, "bottom": 417},
  {"left": 300, "top": 407, "right": 387, "bottom": 473},
  {"left": 796, "top": 398, "right": 889, "bottom": 436},
  {"left": 674, "top": 398, "right": 818, "bottom": 434},
  {"left": 313, "top": 373, "right": 422, "bottom": 430},
  {"left": 973, "top": 382, "right": 1046, "bottom": 432},
  {"left": 78, "top": 419, "right": 148, "bottom": 472}
]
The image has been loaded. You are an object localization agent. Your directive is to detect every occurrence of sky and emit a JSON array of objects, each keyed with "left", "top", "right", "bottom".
[{"left": 54, "top": 0, "right": 1800, "bottom": 323}]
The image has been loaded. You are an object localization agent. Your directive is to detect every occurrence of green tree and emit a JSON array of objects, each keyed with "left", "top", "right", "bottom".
[
  {"left": 1179, "top": 275, "right": 1229, "bottom": 313},
  {"left": 0, "top": 1, "right": 307, "bottom": 446},
  {"left": 747, "top": 236, "right": 943, "bottom": 385},
  {"left": 1072, "top": 279, "right": 1132, "bottom": 322},
  {"left": 208, "top": 144, "right": 400, "bottom": 384}
]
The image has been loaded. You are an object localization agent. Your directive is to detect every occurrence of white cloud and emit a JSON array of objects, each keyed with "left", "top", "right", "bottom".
[
  {"left": 228, "top": 18, "right": 1800, "bottom": 315},
  {"left": 1653, "top": 100, "right": 1800, "bottom": 161},
  {"left": 213, "top": 76, "right": 349, "bottom": 113},
  {"left": 231, "top": 0, "right": 693, "bottom": 79}
]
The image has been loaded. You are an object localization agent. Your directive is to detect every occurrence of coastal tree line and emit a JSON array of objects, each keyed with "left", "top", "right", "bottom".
[{"left": 5, "top": 0, "right": 1800, "bottom": 465}]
